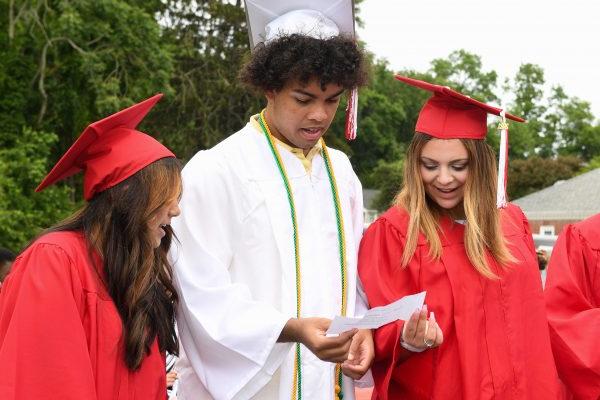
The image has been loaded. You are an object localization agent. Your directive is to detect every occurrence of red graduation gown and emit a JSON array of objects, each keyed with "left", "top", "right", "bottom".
[
  {"left": 358, "top": 204, "right": 562, "bottom": 399},
  {"left": 0, "top": 231, "right": 166, "bottom": 400},
  {"left": 545, "top": 213, "right": 600, "bottom": 400}
]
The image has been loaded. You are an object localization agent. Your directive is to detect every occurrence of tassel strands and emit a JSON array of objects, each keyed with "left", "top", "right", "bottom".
[
  {"left": 496, "top": 110, "right": 509, "bottom": 209},
  {"left": 344, "top": 88, "right": 358, "bottom": 140}
]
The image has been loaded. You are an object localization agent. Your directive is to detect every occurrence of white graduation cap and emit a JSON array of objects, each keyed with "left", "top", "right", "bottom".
[
  {"left": 243, "top": 0, "right": 360, "bottom": 140},
  {"left": 244, "top": 0, "right": 355, "bottom": 49}
]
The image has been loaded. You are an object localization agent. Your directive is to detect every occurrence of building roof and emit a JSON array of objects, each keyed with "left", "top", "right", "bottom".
[{"left": 513, "top": 168, "right": 600, "bottom": 220}]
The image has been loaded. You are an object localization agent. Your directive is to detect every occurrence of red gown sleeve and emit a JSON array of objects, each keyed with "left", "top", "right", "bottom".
[
  {"left": 520, "top": 207, "right": 537, "bottom": 255},
  {"left": 358, "top": 216, "right": 421, "bottom": 400},
  {"left": 545, "top": 224, "right": 600, "bottom": 399},
  {"left": 0, "top": 242, "right": 97, "bottom": 399}
]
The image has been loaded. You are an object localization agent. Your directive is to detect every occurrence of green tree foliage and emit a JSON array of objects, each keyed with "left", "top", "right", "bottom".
[
  {"left": 545, "top": 86, "right": 599, "bottom": 161},
  {"left": 2, "top": 0, "right": 174, "bottom": 146},
  {"left": 580, "top": 154, "right": 600, "bottom": 174},
  {"left": 430, "top": 49, "right": 499, "bottom": 102},
  {"left": 329, "top": 65, "right": 436, "bottom": 187},
  {"left": 0, "top": 127, "right": 73, "bottom": 251},
  {"left": 504, "top": 63, "right": 546, "bottom": 158},
  {"left": 508, "top": 155, "right": 582, "bottom": 200},
  {"left": 152, "top": 0, "right": 367, "bottom": 161},
  {"left": 329, "top": 60, "right": 412, "bottom": 184},
  {"left": 505, "top": 65, "right": 600, "bottom": 161},
  {"left": 370, "top": 159, "right": 404, "bottom": 212},
  {"left": 150, "top": 0, "right": 262, "bottom": 160},
  {"left": 1, "top": 0, "right": 173, "bottom": 250},
  {"left": 1, "top": 0, "right": 598, "bottom": 249}
]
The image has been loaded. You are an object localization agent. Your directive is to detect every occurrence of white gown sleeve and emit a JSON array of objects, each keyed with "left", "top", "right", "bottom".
[
  {"left": 349, "top": 168, "right": 369, "bottom": 318},
  {"left": 171, "top": 150, "right": 292, "bottom": 400},
  {"left": 348, "top": 168, "right": 375, "bottom": 389}
]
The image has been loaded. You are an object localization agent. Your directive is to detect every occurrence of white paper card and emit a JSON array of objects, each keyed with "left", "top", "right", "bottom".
[{"left": 326, "top": 291, "right": 426, "bottom": 335}]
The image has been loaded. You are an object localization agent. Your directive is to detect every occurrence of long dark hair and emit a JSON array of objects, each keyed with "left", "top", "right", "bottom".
[{"left": 43, "top": 157, "right": 181, "bottom": 369}]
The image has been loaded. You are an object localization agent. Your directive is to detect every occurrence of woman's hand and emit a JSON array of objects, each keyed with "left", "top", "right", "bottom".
[{"left": 401, "top": 305, "right": 443, "bottom": 351}]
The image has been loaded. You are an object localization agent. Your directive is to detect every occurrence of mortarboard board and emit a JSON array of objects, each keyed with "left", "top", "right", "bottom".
[
  {"left": 36, "top": 94, "right": 175, "bottom": 200},
  {"left": 244, "top": 0, "right": 355, "bottom": 49},
  {"left": 244, "top": 0, "right": 360, "bottom": 140},
  {"left": 395, "top": 75, "right": 525, "bottom": 208},
  {"left": 395, "top": 75, "right": 524, "bottom": 140}
]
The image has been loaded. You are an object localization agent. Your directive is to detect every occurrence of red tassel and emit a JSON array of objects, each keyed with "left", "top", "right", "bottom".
[{"left": 344, "top": 88, "right": 358, "bottom": 140}]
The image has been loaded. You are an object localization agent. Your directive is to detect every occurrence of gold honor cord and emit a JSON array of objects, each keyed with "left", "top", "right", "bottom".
[{"left": 258, "top": 111, "right": 348, "bottom": 400}]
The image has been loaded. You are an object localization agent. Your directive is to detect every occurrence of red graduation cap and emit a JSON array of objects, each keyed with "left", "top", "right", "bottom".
[
  {"left": 395, "top": 75, "right": 524, "bottom": 139},
  {"left": 36, "top": 94, "right": 175, "bottom": 200}
]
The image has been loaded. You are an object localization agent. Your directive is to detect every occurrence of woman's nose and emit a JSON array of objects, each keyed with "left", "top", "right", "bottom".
[{"left": 437, "top": 167, "right": 454, "bottom": 185}]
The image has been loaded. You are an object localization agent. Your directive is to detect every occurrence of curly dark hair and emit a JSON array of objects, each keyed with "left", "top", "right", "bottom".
[{"left": 239, "top": 34, "right": 368, "bottom": 92}]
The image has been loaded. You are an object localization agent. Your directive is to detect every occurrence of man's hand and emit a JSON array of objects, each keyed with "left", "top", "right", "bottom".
[
  {"left": 341, "top": 329, "right": 374, "bottom": 380},
  {"left": 166, "top": 371, "right": 178, "bottom": 388},
  {"left": 279, "top": 317, "right": 357, "bottom": 363}
]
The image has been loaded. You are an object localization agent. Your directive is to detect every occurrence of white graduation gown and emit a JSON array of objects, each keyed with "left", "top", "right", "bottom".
[{"left": 170, "top": 122, "right": 366, "bottom": 400}]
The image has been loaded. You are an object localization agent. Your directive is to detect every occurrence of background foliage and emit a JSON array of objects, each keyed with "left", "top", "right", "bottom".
[{"left": 1, "top": 0, "right": 599, "bottom": 250}]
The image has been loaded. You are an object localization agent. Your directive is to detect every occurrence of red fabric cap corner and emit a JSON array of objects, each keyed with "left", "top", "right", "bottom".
[
  {"left": 36, "top": 94, "right": 175, "bottom": 200},
  {"left": 395, "top": 75, "right": 524, "bottom": 139}
]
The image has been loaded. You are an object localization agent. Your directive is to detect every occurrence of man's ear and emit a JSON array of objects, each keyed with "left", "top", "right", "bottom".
[{"left": 264, "top": 90, "right": 274, "bottom": 102}]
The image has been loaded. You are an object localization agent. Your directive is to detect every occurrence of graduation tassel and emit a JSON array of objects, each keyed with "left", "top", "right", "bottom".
[
  {"left": 496, "top": 110, "right": 509, "bottom": 209},
  {"left": 344, "top": 87, "right": 358, "bottom": 140}
]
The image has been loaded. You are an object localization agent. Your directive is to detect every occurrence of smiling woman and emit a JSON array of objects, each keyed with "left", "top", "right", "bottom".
[
  {"left": 400, "top": 131, "right": 512, "bottom": 278},
  {"left": 358, "top": 76, "right": 563, "bottom": 399}
]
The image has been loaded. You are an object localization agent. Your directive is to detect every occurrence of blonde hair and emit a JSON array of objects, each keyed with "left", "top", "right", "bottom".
[{"left": 395, "top": 133, "right": 514, "bottom": 278}]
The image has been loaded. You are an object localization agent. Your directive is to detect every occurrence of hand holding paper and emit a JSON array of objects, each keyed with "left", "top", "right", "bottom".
[
  {"left": 326, "top": 291, "right": 426, "bottom": 335},
  {"left": 400, "top": 305, "right": 444, "bottom": 352}
]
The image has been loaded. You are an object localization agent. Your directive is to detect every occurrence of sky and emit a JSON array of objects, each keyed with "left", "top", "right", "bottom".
[{"left": 357, "top": 0, "right": 600, "bottom": 118}]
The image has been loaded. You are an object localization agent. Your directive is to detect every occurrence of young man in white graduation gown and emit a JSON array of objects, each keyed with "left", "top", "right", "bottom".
[{"left": 169, "top": 1, "right": 373, "bottom": 399}]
